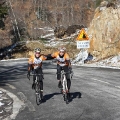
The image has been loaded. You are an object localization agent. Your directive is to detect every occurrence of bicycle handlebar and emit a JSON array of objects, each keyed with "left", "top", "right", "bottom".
[{"left": 27, "top": 73, "right": 43, "bottom": 81}]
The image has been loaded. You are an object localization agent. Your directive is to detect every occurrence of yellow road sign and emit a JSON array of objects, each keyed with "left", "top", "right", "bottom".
[{"left": 76, "top": 28, "right": 89, "bottom": 41}]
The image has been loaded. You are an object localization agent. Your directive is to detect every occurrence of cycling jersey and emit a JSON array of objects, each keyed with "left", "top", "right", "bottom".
[
  {"left": 51, "top": 52, "right": 70, "bottom": 66},
  {"left": 28, "top": 55, "right": 46, "bottom": 70}
]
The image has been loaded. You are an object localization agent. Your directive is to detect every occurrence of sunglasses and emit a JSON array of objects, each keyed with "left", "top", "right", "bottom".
[
  {"left": 35, "top": 52, "right": 40, "bottom": 54},
  {"left": 60, "top": 51, "right": 64, "bottom": 53}
]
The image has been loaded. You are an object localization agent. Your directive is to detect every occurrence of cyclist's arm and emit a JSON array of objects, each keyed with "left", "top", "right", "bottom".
[
  {"left": 28, "top": 63, "right": 33, "bottom": 71},
  {"left": 65, "top": 53, "right": 70, "bottom": 66},
  {"left": 41, "top": 55, "right": 47, "bottom": 61},
  {"left": 66, "top": 60, "right": 71, "bottom": 66},
  {"left": 65, "top": 53, "right": 72, "bottom": 69},
  {"left": 28, "top": 57, "right": 33, "bottom": 71},
  {"left": 45, "top": 54, "right": 55, "bottom": 60}
]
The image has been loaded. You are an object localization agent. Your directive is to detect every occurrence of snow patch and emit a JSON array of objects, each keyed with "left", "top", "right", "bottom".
[
  {"left": 41, "top": 33, "right": 54, "bottom": 38},
  {"left": 0, "top": 110, "right": 3, "bottom": 113},
  {"left": 0, "top": 102, "right": 4, "bottom": 106},
  {"left": 0, "top": 91, "right": 2, "bottom": 93},
  {"left": 72, "top": 50, "right": 88, "bottom": 64}
]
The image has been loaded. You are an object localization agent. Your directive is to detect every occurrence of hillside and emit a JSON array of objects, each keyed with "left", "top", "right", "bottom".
[
  {"left": 0, "top": 0, "right": 120, "bottom": 67},
  {"left": 0, "top": 0, "right": 96, "bottom": 47}
]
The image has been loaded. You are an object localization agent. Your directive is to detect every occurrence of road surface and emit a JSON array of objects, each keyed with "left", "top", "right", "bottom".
[{"left": 0, "top": 60, "right": 120, "bottom": 120}]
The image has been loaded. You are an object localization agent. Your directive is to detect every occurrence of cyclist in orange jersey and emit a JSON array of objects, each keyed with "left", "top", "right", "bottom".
[
  {"left": 27, "top": 48, "right": 47, "bottom": 99},
  {"left": 46, "top": 46, "right": 72, "bottom": 93}
]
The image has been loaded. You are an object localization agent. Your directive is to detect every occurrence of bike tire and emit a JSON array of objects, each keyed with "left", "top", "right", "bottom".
[
  {"left": 62, "top": 76, "right": 69, "bottom": 104},
  {"left": 65, "top": 93, "right": 69, "bottom": 104},
  {"left": 35, "top": 83, "right": 41, "bottom": 105}
]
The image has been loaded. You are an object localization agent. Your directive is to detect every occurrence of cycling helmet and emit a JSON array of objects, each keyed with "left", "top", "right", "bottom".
[
  {"left": 34, "top": 48, "right": 41, "bottom": 53},
  {"left": 58, "top": 46, "right": 66, "bottom": 52}
]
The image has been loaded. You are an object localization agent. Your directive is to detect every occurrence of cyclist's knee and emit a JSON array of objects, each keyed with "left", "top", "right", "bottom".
[
  {"left": 39, "top": 78, "right": 43, "bottom": 82},
  {"left": 67, "top": 79, "right": 71, "bottom": 89},
  {"left": 33, "top": 76, "right": 36, "bottom": 81},
  {"left": 57, "top": 76, "right": 61, "bottom": 80},
  {"left": 57, "top": 72, "right": 61, "bottom": 80},
  {"left": 66, "top": 74, "right": 70, "bottom": 80}
]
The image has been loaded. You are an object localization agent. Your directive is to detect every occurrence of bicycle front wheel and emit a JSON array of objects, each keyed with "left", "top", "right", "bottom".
[
  {"left": 63, "top": 80, "right": 69, "bottom": 104},
  {"left": 64, "top": 93, "right": 69, "bottom": 104},
  {"left": 35, "top": 82, "right": 41, "bottom": 105}
]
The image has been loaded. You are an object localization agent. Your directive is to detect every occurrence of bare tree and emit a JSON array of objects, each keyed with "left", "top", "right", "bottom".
[
  {"left": 70, "top": 0, "right": 74, "bottom": 25},
  {"left": 54, "top": 0, "right": 58, "bottom": 27}
]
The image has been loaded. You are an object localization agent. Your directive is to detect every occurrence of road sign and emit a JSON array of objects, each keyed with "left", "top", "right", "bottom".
[
  {"left": 77, "top": 41, "right": 90, "bottom": 49},
  {"left": 76, "top": 28, "right": 89, "bottom": 40}
]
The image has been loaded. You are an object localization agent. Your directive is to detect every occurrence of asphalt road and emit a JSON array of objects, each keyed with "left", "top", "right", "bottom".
[{"left": 0, "top": 60, "right": 120, "bottom": 120}]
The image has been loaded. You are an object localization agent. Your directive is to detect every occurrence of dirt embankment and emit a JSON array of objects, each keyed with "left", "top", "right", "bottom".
[{"left": 12, "top": 40, "right": 79, "bottom": 60}]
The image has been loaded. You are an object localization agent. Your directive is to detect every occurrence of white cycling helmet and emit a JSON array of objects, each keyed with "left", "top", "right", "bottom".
[
  {"left": 34, "top": 48, "right": 41, "bottom": 53},
  {"left": 58, "top": 46, "right": 66, "bottom": 52}
]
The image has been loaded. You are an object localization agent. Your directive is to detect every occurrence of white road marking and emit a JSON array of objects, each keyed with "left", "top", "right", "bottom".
[
  {"left": 92, "top": 78, "right": 110, "bottom": 85},
  {"left": 6, "top": 84, "right": 16, "bottom": 89},
  {"left": 0, "top": 88, "right": 25, "bottom": 120},
  {"left": 115, "top": 86, "right": 120, "bottom": 89},
  {"left": 17, "top": 92, "right": 35, "bottom": 112},
  {"left": 92, "top": 78, "right": 120, "bottom": 89}
]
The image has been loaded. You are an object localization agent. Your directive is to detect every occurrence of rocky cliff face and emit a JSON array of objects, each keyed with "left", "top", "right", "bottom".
[{"left": 88, "top": 1, "right": 120, "bottom": 61}]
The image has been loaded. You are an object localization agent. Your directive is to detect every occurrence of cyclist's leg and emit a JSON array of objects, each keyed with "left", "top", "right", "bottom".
[
  {"left": 57, "top": 64, "right": 62, "bottom": 88},
  {"left": 38, "top": 67, "right": 44, "bottom": 99},
  {"left": 38, "top": 68, "right": 43, "bottom": 90},
  {"left": 63, "top": 65, "right": 71, "bottom": 92},
  {"left": 32, "top": 69, "right": 36, "bottom": 89}
]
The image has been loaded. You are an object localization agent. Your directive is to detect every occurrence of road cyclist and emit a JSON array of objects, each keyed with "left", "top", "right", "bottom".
[
  {"left": 46, "top": 46, "right": 73, "bottom": 103},
  {"left": 27, "top": 48, "right": 46, "bottom": 102}
]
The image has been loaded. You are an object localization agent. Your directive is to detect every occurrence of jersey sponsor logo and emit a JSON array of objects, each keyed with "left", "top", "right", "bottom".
[
  {"left": 57, "top": 56, "right": 65, "bottom": 63},
  {"left": 33, "top": 58, "right": 42, "bottom": 64}
]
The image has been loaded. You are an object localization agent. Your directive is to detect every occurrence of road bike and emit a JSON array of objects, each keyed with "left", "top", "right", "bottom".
[
  {"left": 27, "top": 73, "right": 43, "bottom": 105},
  {"left": 60, "top": 69, "right": 73, "bottom": 104}
]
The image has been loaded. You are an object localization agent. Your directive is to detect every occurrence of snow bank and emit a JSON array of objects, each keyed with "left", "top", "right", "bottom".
[{"left": 72, "top": 50, "right": 88, "bottom": 64}]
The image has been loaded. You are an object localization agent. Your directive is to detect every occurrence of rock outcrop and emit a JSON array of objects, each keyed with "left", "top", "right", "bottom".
[
  {"left": 54, "top": 25, "right": 85, "bottom": 38},
  {"left": 88, "top": 1, "right": 120, "bottom": 60}
]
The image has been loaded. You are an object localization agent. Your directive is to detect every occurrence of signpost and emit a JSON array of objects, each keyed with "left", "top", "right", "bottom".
[
  {"left": 76, "top": 28, "right": 90, "bottom": 64},
  {"left": 77, "top": 41, "right": 90, "bottom": 49}
]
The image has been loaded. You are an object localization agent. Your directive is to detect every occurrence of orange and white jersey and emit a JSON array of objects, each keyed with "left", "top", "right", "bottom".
[
  {"left": 28, "top": 55, "right": 46, "bottom": 69},
  {"left": 51, "top": 52, "right": 70, "bottom": 66}
]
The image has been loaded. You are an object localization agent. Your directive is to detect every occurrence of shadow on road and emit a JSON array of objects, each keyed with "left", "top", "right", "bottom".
[
  {"left": 43, "top": 92, "right": 61, "bottom": 102},
  {"left": 69, "top": 92, "right": 82, "bottom": 102},
  {"left": 0, "top": 65, "right": 27, "bottom": 85},
  {"left": 42, "top": 92, "right": 82, "bottom": 103}
]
